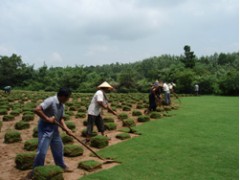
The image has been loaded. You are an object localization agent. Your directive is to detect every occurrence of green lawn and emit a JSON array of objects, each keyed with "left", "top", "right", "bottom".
[{"left": 81, "top": 96, "right": 239, "bottom": 180}]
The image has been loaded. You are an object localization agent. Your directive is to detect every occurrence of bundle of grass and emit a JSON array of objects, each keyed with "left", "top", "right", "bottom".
[
  {"left": 64, "top": 144, "right": 84, "bottom": 157},
  {"left": 132, "top": 110, "right": 142, "bottom": 116},
  {"left": 122, "top": 118, "right": 136, "bottom": 127},
  {"left": 104, "top": 122, "right": 117, "bottom": 130},
  {"left": 75, "top": 112, "right": 86, "bottom": 118},
  {"left": 103, "top": 117, "right": 114, "bottom": 123},
  {"left": 32, "top": 127, "right": 38, "bottom": 138},
  {"left": 0, "top": 108, "right": 8, "bottom": 115},
  {"left": 81, "top": 129, "right": 97, "bottom": 137},
  {"left": 33, "top": 165, "right": 64, "bottom": 180},
  {"left": 2, "top": 114, "right": 15, "bottom": 121},
  {"left": 24, "top": 138, "right": 38, "bottom": 151},
  {"left": 118, "top": 113, "right": 128, "bottom": 120},
  {"left": 10, "top": 110, "right": 21, "bottom": 116},
  {"left": 78, "top": 160, "right": 102, "bottom": 172},
  {"left": 116, "top": 133, "right": 131, "bottom": 140},
  {"left": 65, "top": 121, "right": 76, "bottom": 131},
  {"left": 90, "top": 135, "right": 109, "bottom": 148},
  {"left": 15, "top": 152, "right": 36, "bottom": 170},
  {"left": 61, "top": 133, "right": 74, "bottom": 144},
  {"left": 22, "top": 114, "right": 35, "bottom": 121},
  {"left": 4, "top": 130, "right": 22, "bottom": 143},
  {"left": 150, "top": 112, "right": 162, "bottom": 119},
  {"left": 122, "top": 106, "right": 131, "bottom": 111},
  {"left": 137, "top": 115, "right": 150, "bottom": 122},
  {"left": 15, "top": 121, "right": 30, "bottom": 130}
]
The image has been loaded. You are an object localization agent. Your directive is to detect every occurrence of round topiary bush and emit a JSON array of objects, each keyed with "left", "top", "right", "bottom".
[
  {"left": 65, "top": 121, "right": 76, "bottom": 131},
  {"left": 90, "top": 135, "right": 109, "bottom": 149},
  {"left": 0, "top": 109, "right": 8, "bottom": 115},
  {"left": 32, "top": 127, "right": 38, "bottom": 138},
  {"left": 104, "top": 122, "right": 117, "bottom": 130},
  {"left": 3, "top": 115, "right": 15, "bottom": 121},
  {"left": 78, "top": 160, "right": 102, "bottom": 172},
  {"left": 122, "top": 106, "right": 131, "bottom": 111},
  {"left": 75, "top": 112, "right": 86, "bottom": 118},
  {"left": 24, "top": 138, "right": 38, "bottom": 151},
  {"left": 61, "top": 133, "right": 74, "bottom": 144},
  {"left": 116, "top": 133, "right": 131, "bottom": 140},
  {"left": 137, "top": 115, "right": 150, "bottom": 122},
  {"left": 33, "top": 165, "right": 64, "bottom": 180},
  {"left": 22, "top": 114, "right": 35, "bottom": 121},
  {"left": 15, "top": 121, "right": 30, "bottom": 130},
  {"left": 64, "top": 144, "right": 84, "bottom": 157},
  {"left": 81, "top": 129, "right": 97, "bottom": 137},
  {"left": 122, "top": 118, "right": 136, "bottom": 127},
  {"left": 150, "top": 112, "right": 162, "bottom": 119},
  {"left": 118, "top": 113, "right": 128, "bottom": 120},
  {"left": 4, "top": 130, "right": 22, "bottom": 143},
  {"left": 103, "top": 117, "right": 114, "bottom": 123},
  {"left": 132, "top": 110, "right": 142, "bottom": 116},
  {"left": 15, "top": 152, "right": 36, "bottom": 170}
]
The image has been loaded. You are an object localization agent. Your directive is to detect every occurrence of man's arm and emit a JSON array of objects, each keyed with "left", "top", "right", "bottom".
[{"left": 34, "top": 105, "right": 56, "bottom": 123}]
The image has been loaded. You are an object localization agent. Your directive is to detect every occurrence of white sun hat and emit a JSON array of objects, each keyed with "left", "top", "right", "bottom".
[{"left": 97, "top": 81, "right": 113, "bottom": 89}]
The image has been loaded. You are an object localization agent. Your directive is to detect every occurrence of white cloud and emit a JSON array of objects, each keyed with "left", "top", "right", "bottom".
[{"left": 49, "top": 52, "right": 63, "bottom": 63}]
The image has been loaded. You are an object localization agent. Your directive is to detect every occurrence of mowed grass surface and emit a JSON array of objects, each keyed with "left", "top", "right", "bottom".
[{"left": 81, "top": 96, "right": 239, "bottom": 180}]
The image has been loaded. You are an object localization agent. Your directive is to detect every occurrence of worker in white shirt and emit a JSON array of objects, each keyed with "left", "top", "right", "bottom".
[{"left": 163, "top": 82, "right": 171, "bottom": 105}]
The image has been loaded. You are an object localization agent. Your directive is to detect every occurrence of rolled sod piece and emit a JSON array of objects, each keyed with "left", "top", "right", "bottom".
[
  {"left": 122, "top": 118, "right": 136, "bottom": 127},
  {"left": 65, "top": 121, "right": 76, "bottom": 131},
  {"left": 64, "top": 144, "right": 84, "bottom": 157},
  {"left": 15, "top": 152, "right": 36, "bottom": 170},
  {"left": 33, "top": 165, "right": 64, "bottom": 180},
  {"left": 78, "top": 160, "right": 102, "bottom": 172},
  {"left": 32, "top": 127, "right": 38, "bottom": 138},
  {"left": 118, "top": 113, "right": 128, "bottom": 120},
  {"left": 22, "top": 114, "right": 35, "bottom": 121},
  {"left": 104, "top": 122, "right": 117, "bottom": 130},
  {"left": 81, "top": 129, "right": 97, "bottom": 137},
  {"left": 116, "top": 133, "right": 131, "bottom": 140},
  {"left": 90, "top": 135, "right": 109, "bottom": 149},
  {"left": 2, "top": 114, "right": 15, "bottom": 121},
  {"left": 150, "top": 112, "right": 162, "bottom": 119},
  {"left": 103, "top": 117, "right": 114, "bottom": 123},
  {"left": 24, "top": 138, "right": 38, "bottom": 151},
  {"left": 132, "top": 110, "right": 142, "bottom": 116},
  {"left": 4, "top": 130, "right": 22, "bottom": 143},
  {"left": 137, "top": 115, "right": 150, "bottom": 122},
  {"left": 15, "top": 121, "right": 30, "bottom": 130},
  {"left": 61, "top": 133, "right": 74, "bottom": 144}
]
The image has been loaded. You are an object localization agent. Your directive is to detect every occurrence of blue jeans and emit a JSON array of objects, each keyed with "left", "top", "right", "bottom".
[
  {"left": 33, "top": 129, "right": 66, "bottom": 169},
  {"left": 165, "top": 92, "right": 171, "bottom": 105}
]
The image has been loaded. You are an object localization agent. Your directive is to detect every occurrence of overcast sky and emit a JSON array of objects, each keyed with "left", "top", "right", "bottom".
[{"left": 0, "top": 0, "right": 238, "bottom": 68}]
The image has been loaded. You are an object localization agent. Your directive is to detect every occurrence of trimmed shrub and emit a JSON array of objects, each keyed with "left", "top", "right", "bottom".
[
  {"left": 15, "top": 121, "right": 30, "bottom": 130},
  {"left": 122, "top": 118, "right": 136, "bottom": 127},
  {"left": 103, "top": 117, "right": 114, "bottom": 123},
  {"left": 4, "top": 130, "right": 22, "bottom": 143},
  {"left": 33, "top": 165, "right": 64, "bottom": 180},
  {"left": 122, "top": 106, "right": 131, "bottom": 111},
  {"left": 15, "top": 152, "right": 36, "bottom": 170},
  {"left": 132, "top": 110, "right": 142, "bottom": 116},
  {"left": 78, "top": 160, "right": 102, "bottom": 172},
  {"left": 61, "top": 133, "right": 74, "bottom": 144},
  {"left": 24, "top": 138, "right": 38, "bottom": 151},
  {"left": 64, "top": 144, "right": 84, "bottom": 157},
  {"left": 75, "top": 112, "right": 86, "bottom": 118},
  {"left": 22, "top": 114, "right": 35, "bottom": 121},
  {"left": 3, "top": 115, "right": 15, "bottom": 121},
  {"left": 137, "top": 115, "right": 150, "bottom": 122},
  {"left": 81, "top": 129, "right": 97, "bottom": 137},
  {"left": 118, "top": 113, "right": 128, "bottom": 120},
  {"left": 150, "top": 112, "right": 162, "bottom": 119},
  {"left": 65, "top": 121, "right": 76, "bottom": 131},
  {"left": 116, "top": 133, "right": 131, "bottom": 140},
  {"left": 104, "top": 122, "right": 117, "bottom": 130},
  {"left": 32, "top": 127, "right": 38, "bottom": 138},
  {"left": 90, "top": 135, "right": 109, "bottom": 149}
]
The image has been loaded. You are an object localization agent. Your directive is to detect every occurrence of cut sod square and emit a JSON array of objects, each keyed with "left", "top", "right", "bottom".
[
  {"left": 122, "top": 118, "right": 136, "bottom": 127},
  {"left": 116, "top": 133, "right": 131, "bottom": 140},
  {"left": 103, "top": 117, "right": 114, "bottom": 123},
  {"left": 65, "top": 121, "right": 76, "bottom": 131},
  {"left": 81, "top": 129, "right": 97, "bottom": 137},
  {"left": 33, "top": 165, "right": 64, "bottom": 180},
  {"left": 104, "top": 122, "right": 117, "bottom": 130},
  {"left": 118, "top": 113, "right": 128, "bottom": 120},
  {"left": 10, "top": 110, "right": 21, "bottom": 116},
  {"left": 24, "top": 138, "right": 38, "bottom": 151},
  {"left": 150, "top": 112, "right": 162, "bottom": 119},
  {"left": 0, "top": 109, "right": 8, "bottom": 115},
  {"left": 122, "top": 106, "right": 131, "bottom": 111},
  {"left": 61, "top": 133, "right": 74, "bottom": 144},
  {"left": 83, "top": 120, "right": 88, "bottom": 126},
  {"left": 32, "top": 127, "right": 38, "bottom": 138},
  {"left": 132, "top": 110, "right": 142, "bottom": 116},
  {"left": 164, "top": 106, "right": 172, "bottom": 111},
  {"left": 3, "top": 114, "right": 15, "bottom": 121},
  {"left": 78, "top": 160, "right": 102, "bottom": 172},
  {"left": 15, "top": 121, "right": 30, "bottom": 130},
  {"left": 75, "top": 112, "right": 86, "bottom": 118},
  {"left": 22, "top": 114, "right": 35, "bottom": 121},
  {"left": 15, "top": 152, "right": 36, "bottom": 170},
  {"left": 137, "top": 115, "right": 150, "bottom": 122},
  {"left": 64, "top": 144, "right": 84, "bottom": 157},
  {"left": 4, "top": 130, "right": 22, "bottom": 143},
  {"left": 90, "top": 135, "right": 109, "bottom": 149}
]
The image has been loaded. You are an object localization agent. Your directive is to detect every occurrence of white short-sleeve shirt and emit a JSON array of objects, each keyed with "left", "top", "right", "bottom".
[
  {"left": 163, "top": 83, "right": 170, "bottom": 93},
  {"left": 87, "top": 90, "right": 107, "bottom": 116}
]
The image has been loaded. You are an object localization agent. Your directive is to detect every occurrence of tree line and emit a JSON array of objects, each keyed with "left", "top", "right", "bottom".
[{"left": 0, "top": 46, "right": 238, "bottom": 95}]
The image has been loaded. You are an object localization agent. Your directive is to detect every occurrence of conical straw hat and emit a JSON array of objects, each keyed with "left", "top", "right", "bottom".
[{"left": 97, "top": 81, "right": 113, "bottom": 89}]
